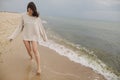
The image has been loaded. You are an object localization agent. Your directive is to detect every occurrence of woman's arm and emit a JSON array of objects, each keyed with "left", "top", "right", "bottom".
[
  {"left": 37, "top": 17, "right": 48, "bottom": 41},
  {"left": 7, "top": 14, "right": 24, "bottom": 41}
]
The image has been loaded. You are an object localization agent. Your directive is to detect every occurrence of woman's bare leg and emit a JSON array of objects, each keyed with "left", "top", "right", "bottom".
[
  {"left": 31, "top": 41, "right": 41, "bottom": 75},
  {"left": 23, "top": 40, "right": 33, "bottom": 60}
]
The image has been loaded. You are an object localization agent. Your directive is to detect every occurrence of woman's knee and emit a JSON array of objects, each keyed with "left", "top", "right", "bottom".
[
  {"left": 32, "top": 41, "right": 38, "bottom": 53},
  {"left": 33, "top": 46, "right": 39, "bottom": 53},
  {"left": 23, "top": 40, "right": 31, "bottom": 52},
  {"left": 33, "top": 48, "right": 37, "bottom": 53}
]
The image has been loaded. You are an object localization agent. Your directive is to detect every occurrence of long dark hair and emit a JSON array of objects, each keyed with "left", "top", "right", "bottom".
[{"left": 27, "top": 2, "right": 39, "bottom": 17}]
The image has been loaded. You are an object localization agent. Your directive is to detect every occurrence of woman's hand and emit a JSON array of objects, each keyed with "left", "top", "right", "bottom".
[
  {"left": 9, "top": 39, "right": 13, "bottom": 42},
  {"left": 43, "top": 38, "right": 46, "bottom": 42},
  {"left": 7, "top": 37, "right": 13, "bottom": 42},
  {"left": 43, "top": 37, "right": 48, "bottom": 42}
]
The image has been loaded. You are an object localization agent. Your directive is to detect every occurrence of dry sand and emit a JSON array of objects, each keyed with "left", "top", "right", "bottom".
[{"left": 0, "top": 12, "right": 107, "bottom": 80}]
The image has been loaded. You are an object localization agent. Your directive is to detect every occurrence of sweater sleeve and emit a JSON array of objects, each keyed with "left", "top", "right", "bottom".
[
  {"left": 7, "top": 14, "right": 24, "bottom": 40},
  {"left": 37, "top": 17, "right": 48, "bottom": 41}
]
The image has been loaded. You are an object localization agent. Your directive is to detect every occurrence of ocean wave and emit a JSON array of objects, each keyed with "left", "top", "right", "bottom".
[{"left": 38, "top": 39, "right": 120, "bottom": 80}]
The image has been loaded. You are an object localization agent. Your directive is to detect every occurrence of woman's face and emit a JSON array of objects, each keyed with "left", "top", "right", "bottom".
[{"left": 28, "top": 8, "right": 33, "bottom": 15}]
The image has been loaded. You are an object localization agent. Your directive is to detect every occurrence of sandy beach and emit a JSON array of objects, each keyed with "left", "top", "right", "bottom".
[{"left": 0, "top": 12, "right": 106, "bottom": 80}]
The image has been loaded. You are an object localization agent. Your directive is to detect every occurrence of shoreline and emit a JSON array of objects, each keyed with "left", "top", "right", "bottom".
[{"left": 0, "top": 34, "right": 106, "bottom": 80}]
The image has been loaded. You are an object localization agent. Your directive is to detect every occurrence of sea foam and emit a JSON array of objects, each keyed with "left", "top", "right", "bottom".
[{"left": 38, "top": 39, "right": 120, "bottom": 80}]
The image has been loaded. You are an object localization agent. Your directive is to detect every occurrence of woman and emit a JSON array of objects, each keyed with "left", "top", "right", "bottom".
[{"left": 8, "top": 2, "right": 48, "bottom": 75}]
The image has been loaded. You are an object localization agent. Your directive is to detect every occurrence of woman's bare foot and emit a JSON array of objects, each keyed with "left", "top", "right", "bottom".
[
  {"left": 29, "top": 57, "right": 34, "bottom": 62},
  {"left": 29, "top": 55, "right": 33, "bottom": 60},
  {"left": 36, "top": 69, "right": 41, "bottom": 75}
]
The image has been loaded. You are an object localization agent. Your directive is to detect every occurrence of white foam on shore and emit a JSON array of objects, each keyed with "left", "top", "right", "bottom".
[{"left": 38, "top": 40, "right": 120, "bottom": 80}]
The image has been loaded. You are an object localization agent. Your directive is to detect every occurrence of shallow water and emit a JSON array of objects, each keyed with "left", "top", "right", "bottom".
[{"left": 41, "top": 16, "right": 120, "bottom": 80}]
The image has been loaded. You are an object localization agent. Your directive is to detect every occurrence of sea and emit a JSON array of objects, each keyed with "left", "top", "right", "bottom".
[{"left": 39, "top": 16, "right": 120, "bottom": 80}]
